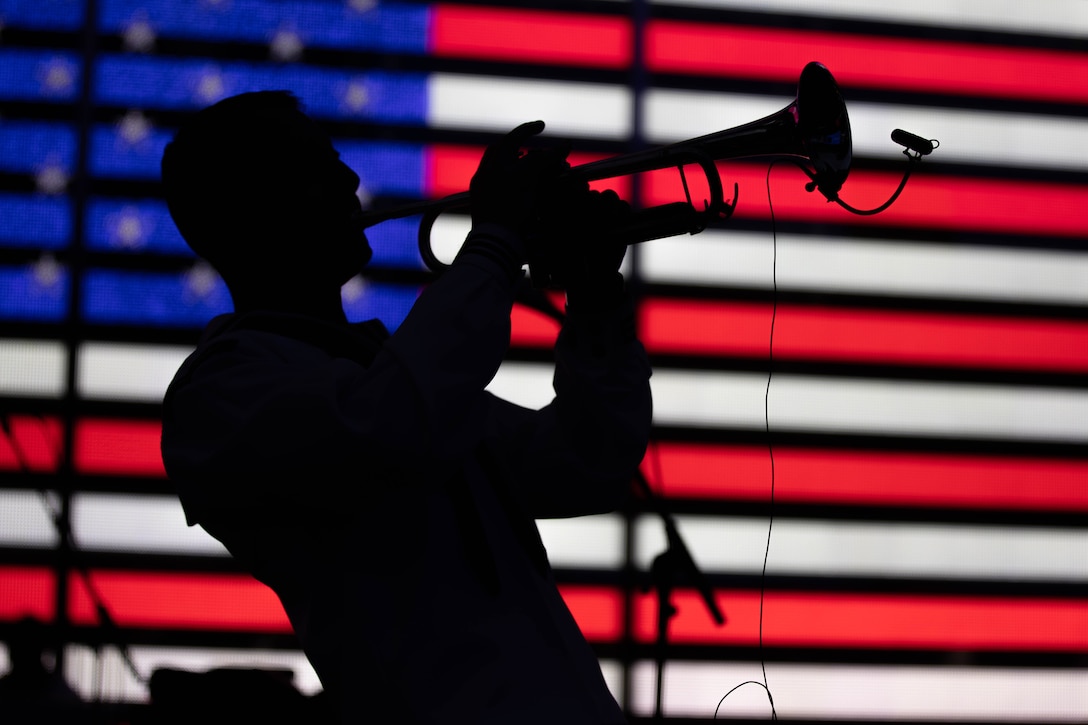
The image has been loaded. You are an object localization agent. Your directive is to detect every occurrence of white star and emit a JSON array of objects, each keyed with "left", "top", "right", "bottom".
[
  {"left": 114, "top": 208, "right": 146, "bottom": 249},
  {"left": 342, "top": 80, "right": 369, "bottom": 113},
  {"left": 35, "top": 163, "right": 69, "bottom": 195},
  {"left": 118, "top": 110, "right": 152, "bottom": 145},
  {"left": 195, "top": 70, "right": 226, "bottom": 104},
  {"left": 269, "top": 28, "right": 304, "bottom": 62},
  {"left": 123, "top": 14, "right": 156, "bottom": 53},
  {"left": 350, "top": 0, "right": 380, "bottom": 13},
  {"left": 347, "top": 0, "right": 377, "bottom": 14},
  {"left": 341, "top": 274, "right": 367, "bottom": 303},
  {"left": 40, "top": 56, "right": 77, "bottom": 96},
  {"left": 32, "top": 254, "right": 64, "bottom": 288},
  {"left": 184, "top": 262, "right": 221, "bottom": 300}
]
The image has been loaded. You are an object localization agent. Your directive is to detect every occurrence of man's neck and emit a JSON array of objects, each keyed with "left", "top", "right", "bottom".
[{"left": 230, "top": 284, "right": 348, "bottom": 324}]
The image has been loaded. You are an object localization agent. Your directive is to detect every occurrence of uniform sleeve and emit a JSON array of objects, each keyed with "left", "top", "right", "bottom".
[{"left": 482, "top": 288, "right": 654, "bottom": 519}]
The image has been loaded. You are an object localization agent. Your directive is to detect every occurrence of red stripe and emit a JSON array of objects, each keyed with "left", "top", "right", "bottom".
[
  {"left": 644, "top": 164, "right": 1088, "bottom": 239},
  {"left": 67, "top": 571, "right": 292, "bottom": 633},
  {"left": 54, "top": 419, "right": 1088, "bottom": 512},
  {"left": 0, "top": 566, "right": 55, "bottom": 621},
  {"left": 640, "top": 299, "right": 1088, "bottom": 373},
  {"left": 429, "top": 145, "right": 631, "bottom": 199},
  {"left": 6, "top": 569, "right": 1084, "bottom": 654},
  {"left": 0, "top": 418, "right": 167, "bottom": 478},
  {"left": 510, "top": 296, "right": 563, "bottom": 346},
  {"left": 0, "top": 415, "right": 62, "bottom": 472},
  {"left": 644, "top": 443, "right": 1088, "bottom": 512},
  {"left": 427, "top": 144, "right": 480, "bottom": 198},
  {"left": 557, "top": 585, "right": 626, "bottom": 642},
  {"left": 647, "top": 21, "right": 1088, "bottom": 105},
  {"left": 629, "top": 589, "right": 1088, "bottom": 652},
  {"left": 73, "top": 418, "right": 165, "bottom": 477},
  {"left": 432, "top": 150, "right": 1088, "bottom": 240},
  {"left": 431, "top": 5, "right": 632, "bottom": 69},
  {"left": 564, "top": 584, "right": 1088, "bottom": 651}
]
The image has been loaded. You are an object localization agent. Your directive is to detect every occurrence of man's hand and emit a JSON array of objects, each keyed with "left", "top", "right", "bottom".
[
  {"left": 530, "top": 184, "right": 632, "bottom": 303},
  {"left": 469, "top": 120, "right": 570, "bottom": 248}
]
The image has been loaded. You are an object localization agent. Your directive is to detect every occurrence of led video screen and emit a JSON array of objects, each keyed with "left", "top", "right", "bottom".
[{"left": 1, "top": 1, "right": 1085, "bottom": 721}]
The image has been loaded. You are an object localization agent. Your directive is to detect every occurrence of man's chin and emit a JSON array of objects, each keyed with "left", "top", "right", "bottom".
[
  {"left": 339, "top": 244, "right": 372, "bottom": 284},
  {"left": 357, "top": 243, "right": 373, "bottom": 269},
  {"left": 340, "top": 229, "right": 371, "bottom": 267}
]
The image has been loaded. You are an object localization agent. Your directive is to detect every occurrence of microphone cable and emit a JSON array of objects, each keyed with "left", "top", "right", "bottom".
[
  {"left": 714, "top": 130, "right": 937, "bottom": 720},
  {"left": 713, "top": 159, "right": 785, "bottom": 721},
  {"left": 758, "top": 158, "right": 783, "bottom": 721}
]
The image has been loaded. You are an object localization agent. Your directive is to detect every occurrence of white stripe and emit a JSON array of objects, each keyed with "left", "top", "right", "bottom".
[
  {"left": 428, "top": 215, "right": 634, "bottom": 279},
  {"left": 622, "top": 0, "right": 1088, "bottom": 38},
  {"left": 0, "top": 490, "right": 61, "bottom": 547},
  {"left": 56, "top": 643, "right": 626, "bottom": 706},
  {"left": 429, "top": 73, "right": 632, "bottom": 139},
  {"left": 850, "top": 102, "right": 1087, "bottom": 172},
  {"left": 0, "top": 338, "right": 66, "bottom": 397},
  {"left": 429, "top": 215, "right": 472, "bottom": 267},
  {"left": 643, "top": 89, "right": 1088, "bottom": 172},
  {"left": 51, "top": 331, "right": 1088, "bottom": 445},
  {"left": 536, "top": 514, "right": 625, "bottom": 569},
  {"left": 39, "top": 489, "right": 622, "bottom": 564},
  {"left": 487, "top": 362, "right": 557, "bottom": 409},
  {"left": 70, "top": 492, "right": 228, "bottom": 556},
  {"left": 599, "top": 659, "right": 624, "bottom": 707},
  {"left": 639, "top": 230, "right": 1088, "bottom": 305},
  {"left": 76, "top": 342, "right": 190, "bottom": 402},
  {"left": 61, "top": 644, "right": 322, "bottom": 702},
  {"left": 656, "top": 369, "right": 1088, "bottom": 443},
  {"left": 629, "top": 660, "right": 1088, "bottom": 721},
  {"left": 489, "top": 362, "right": 1088, "bottom": 443},
  {"left": 634, "top": 515, "right": 1088, "bottom": 582},
  {"left": 32, "top": 488, "right": 1088, "bottom": 583}
]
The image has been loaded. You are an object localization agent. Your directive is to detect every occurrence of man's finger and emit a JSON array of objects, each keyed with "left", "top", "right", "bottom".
[
  {"left": 507, "top": 119, "right": 545, "bottom": 144},
  {"left": 489, "top": 120, "right": 545, "bottom": 158},
  {"left": 480, "top": 121, "right": 546, "bottom": 172}
]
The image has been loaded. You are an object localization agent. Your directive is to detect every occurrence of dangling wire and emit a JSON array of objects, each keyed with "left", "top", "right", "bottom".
[
  {"left": 714, "top": 132, "right": 936, "bottom": 720},
  {"left": 713, "top": 160, "right": 783, "bottom": 721},
  {"left": 757, "top": 159, "right": 782, "bottom": 722}
]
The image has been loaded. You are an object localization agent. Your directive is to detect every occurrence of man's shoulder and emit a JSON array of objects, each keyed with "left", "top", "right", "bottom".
[
  {"left": 166, "top": 311, "right": 388, "bottom": 399},
  {"left": 205, "top": 311, "right": 388, "bottom": 363},
  {"left": 163, "top": 313, "right": 311, "bottom": 405}
]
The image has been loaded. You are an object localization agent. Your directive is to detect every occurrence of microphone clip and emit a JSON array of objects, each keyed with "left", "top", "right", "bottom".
[{"left": 892, "top": 128, "right": 939, "bottom": 159}]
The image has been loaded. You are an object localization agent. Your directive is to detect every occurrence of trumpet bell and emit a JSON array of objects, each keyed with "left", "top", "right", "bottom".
[
  {"left": 795, "top": 60, "right": 852, "bottom": 197},
  {"left": 694, "top": 60, "right": 851, "bottom": 200}
]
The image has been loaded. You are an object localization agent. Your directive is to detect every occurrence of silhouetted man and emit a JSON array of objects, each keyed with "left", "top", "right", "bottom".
[{"left": 160, "top": 91, "right": 652, "bottom": 723}]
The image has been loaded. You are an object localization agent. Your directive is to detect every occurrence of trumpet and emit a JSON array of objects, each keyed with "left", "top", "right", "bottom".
[{"left": 358, "top": 61, "right": 852, "bottom": 272}]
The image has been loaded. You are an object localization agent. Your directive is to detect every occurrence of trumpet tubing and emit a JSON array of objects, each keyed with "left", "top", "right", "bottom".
[{"left": 358, "top": 61, "right": 852, "bottom": 271}]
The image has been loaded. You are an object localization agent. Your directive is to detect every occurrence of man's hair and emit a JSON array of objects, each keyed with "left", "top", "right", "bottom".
[{"left": 161, "top": 90, "right": 305, "bottom": 267}]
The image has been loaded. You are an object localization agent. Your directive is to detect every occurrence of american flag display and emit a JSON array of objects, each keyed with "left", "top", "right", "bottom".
[{"left": 0, "top": 1, "right": 1085, "bottom": 721}]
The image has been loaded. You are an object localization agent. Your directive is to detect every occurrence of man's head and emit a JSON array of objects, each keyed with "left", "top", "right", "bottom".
[{"left": 161, "top": 91, "right": 371, "bottom": 288}]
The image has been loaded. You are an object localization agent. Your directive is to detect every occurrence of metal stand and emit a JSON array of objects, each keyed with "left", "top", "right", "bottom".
[{"left": 635, "top": 471, "right": 726, "bottom": 722}]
